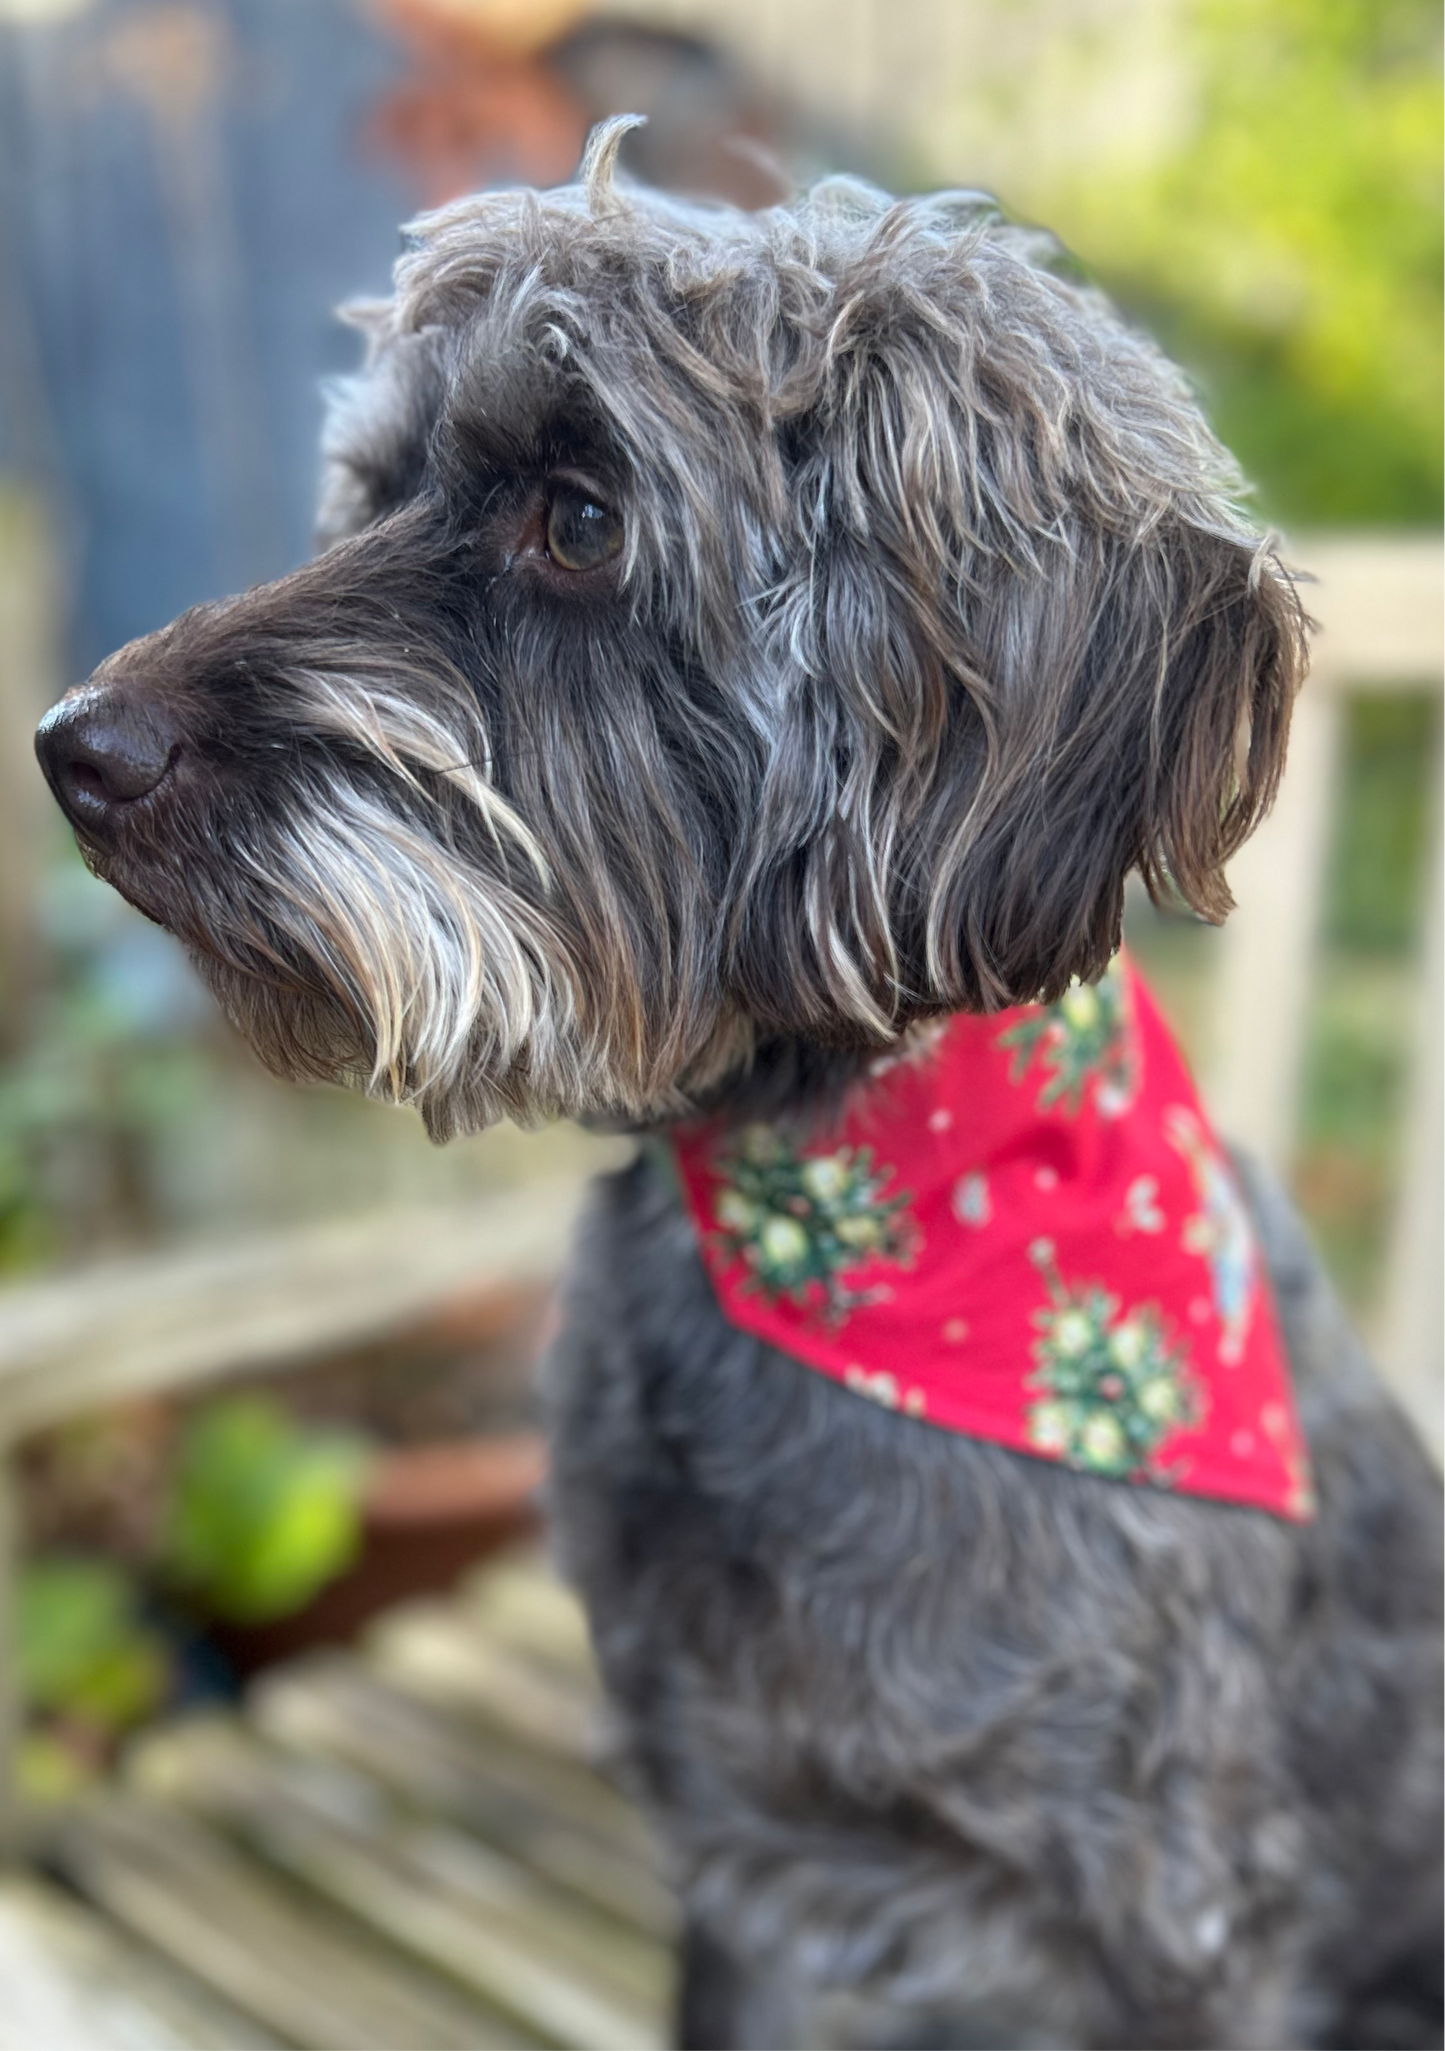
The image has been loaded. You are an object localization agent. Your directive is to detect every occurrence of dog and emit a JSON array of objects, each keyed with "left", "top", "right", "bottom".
[{"left": 36, "top": 122, "right": 1442, "bottom": 2049}]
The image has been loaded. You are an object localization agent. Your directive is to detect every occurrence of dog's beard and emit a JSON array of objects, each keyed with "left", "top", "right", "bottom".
[
  {"left": 142, "top": 763, "right": 752, "bottom": 1137},
  {"left": 80, "top": 650, "right": 790, "bottom": 1135},
  {"left": 170, "top": 772, "right": 594, "bottom": 1137}
]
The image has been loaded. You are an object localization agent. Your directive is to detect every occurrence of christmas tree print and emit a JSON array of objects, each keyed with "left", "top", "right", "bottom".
[
  {"left": 1025, "top": 1238, "right": 1202, "bottom": 1480},
  {"left": 710, "top": 1123, "right": 914, "bottom": 1319},
  {"left": 997, "top": 957, "right": 1137, "bottom": 1117}
]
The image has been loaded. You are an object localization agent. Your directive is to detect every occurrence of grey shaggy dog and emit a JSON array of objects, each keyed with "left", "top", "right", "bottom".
[{"left": 37, "top": 121, "right": 1442, "bottom": 2051}]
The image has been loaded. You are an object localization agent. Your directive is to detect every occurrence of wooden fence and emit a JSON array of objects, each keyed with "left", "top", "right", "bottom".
[{"left": 1208, "top": 537, "right": 1443, "bottom": 1442}]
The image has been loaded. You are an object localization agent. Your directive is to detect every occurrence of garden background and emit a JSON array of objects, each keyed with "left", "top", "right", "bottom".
[{"left": 0, "top": 0, "right": 1438, "bottom": 1796}]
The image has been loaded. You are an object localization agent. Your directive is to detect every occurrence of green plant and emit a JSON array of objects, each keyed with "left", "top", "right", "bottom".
[
  {"left": 936, "top": 0, "right": 1442, "bottom": 526},
  {"left": 18, "top": 1557, "right": 170, "bottom": 1736},
  {"left": 0, "top": 850, "right": 217, "bottom": 1276},
  {"left": 15, "top": 1396, "right": 376, "bottom": 1793},
  {"left": 162, "top": 1396, "right": 373, "bottom": 1624}
]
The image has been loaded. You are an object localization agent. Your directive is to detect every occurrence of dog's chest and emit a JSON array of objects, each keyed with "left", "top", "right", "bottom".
[{"left": 541, "top": 1164, "right": 1295, "bottom": 2009}]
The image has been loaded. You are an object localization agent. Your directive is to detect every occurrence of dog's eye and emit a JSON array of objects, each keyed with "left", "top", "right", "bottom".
[{"left": 545, "top": 486, "right": 622, "bottom": 572}]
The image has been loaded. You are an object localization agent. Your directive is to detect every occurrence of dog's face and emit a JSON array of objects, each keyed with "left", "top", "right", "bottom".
[{"left": 37, "top": 125, "right": 1306, "bottom": 1138}]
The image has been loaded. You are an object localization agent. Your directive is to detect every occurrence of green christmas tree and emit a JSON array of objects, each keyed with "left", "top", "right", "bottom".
[
  {"left": 997, "top": 959, "right": 1136, "bottom": 1115},
  {"left": 710, "top": 1124, "right": 914, "bottom": 1318},
  {"left": 1025, "top": 1238, "right": 1201, "bottom": 1480}
]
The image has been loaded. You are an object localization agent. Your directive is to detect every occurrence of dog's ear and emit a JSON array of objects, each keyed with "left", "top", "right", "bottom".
[
  {"left": 1120, "top": 526, "right": 1305, "bottom": 926},
  {"left": 912, "top": 518, "right": 1309, "bottom": 1012},
  {"left": 737, "top": 222, "right": 1308, "bottom": 1030}
]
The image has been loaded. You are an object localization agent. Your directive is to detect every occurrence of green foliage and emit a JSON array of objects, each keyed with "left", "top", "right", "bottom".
[
  {"left": 1009, "top": 0, "right": 1443, "bottom": 524},
  {"left": 162, "top": 1397, "right": 371, "bottom": 1624},
  {"left": 0, "top": 851, "right": 215, "bottom": 1277},
  {"left": 15, "top": 1397, "right": 375, "bottom": 1789},
  {"left": 18, "top": 1557, "right": 169, "bottom": 1732},
  {"left": 1324, "top": 696, "right": 1441, "bottom": 952}
]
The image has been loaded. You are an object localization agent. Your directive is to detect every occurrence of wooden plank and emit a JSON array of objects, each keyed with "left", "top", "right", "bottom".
[
  {"left": 0, "top": 1174, "right": 585, "bottom": 1442},
  {"left": 128, "top": 1719, "right": 669, "bottom": 2051},
  {"left": 46, "top": 1794, "right": 511, "bottom": 2050},
  {"left": 0, "top": 1871, "right": 281, "bottom": 2051},
  {"left": 458, "top": 1549, "right": 599, "bottom": 1682},
  {"left": 142, "top": 1718, "right": 669, "bottom": 2032},
  {"left": 251, "top": 1655, "right": 676, "bottom": 1937},
  {"left": 367, "top": 1599, "right": 603, "bottom": 1762},
  {"left": 1381, "top": 808, "right": 1444, "bottom": 1451},
  {"left": 1206, "top": 684, "right": 1343, "bottom": 1170},
  {"left": 1293, "top": 534, "right": 1443, "bottom": 692}
]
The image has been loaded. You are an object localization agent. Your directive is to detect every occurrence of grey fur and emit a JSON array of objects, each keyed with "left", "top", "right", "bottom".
[
  {"left": 40, "top": 135, "right": 1301, "bottom": 1138},
  {"left": 35, "top": 128, "right": 1441, "bottom": 2048},
  {"left": 546, "top": 1149, "right": 1441, "bottom": 2048}
]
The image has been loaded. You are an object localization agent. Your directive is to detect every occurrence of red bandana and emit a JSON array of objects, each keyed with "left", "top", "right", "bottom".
[{"left": 673, "top": 958, "right": 1314, "bottom": 1521}]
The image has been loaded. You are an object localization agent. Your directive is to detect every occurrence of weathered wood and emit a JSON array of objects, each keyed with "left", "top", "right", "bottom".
[
  {"left": 1208, "top": 534, "right": 1444, "bottom": 1180},
  {"left": 133, "top": 1711, "right": 662, "bottom": 1988},
  {"left": 0, "top": 1872, "right": 280, "bottom": 2051},
  {"left": 1382, "top": 808, "right": 1443, "bottom": 1448},
  {"left": 128, "top": 1719, "right": 669, "bottom": 2050},
  {"left": 19, "top": 1550, "right": 682, "bottom": 2049},
  {"left": 1206, "top": 684, "right": 1343, "bottom": 1173},
  {"left": 460, "top": 1548, "right": 599, "bottom": 1680},
  {"left": 368, "top": 1599, "right": 603, "bottom": 1762},
  {"left": 1289, "top": 535, "right": 1444, "bottom": 693},
  {"left": 251, "top": 1656, "right": 676, "bottom": 1936},
  {"left": 46, "top": 1794, "right": 514, "bottom": 2050},
  {"left": 0, "top": 1174, "right": 588, "bottom": 1443},
  {"left": 0, "top": 488, "right": 60, "bottom": 1051}
]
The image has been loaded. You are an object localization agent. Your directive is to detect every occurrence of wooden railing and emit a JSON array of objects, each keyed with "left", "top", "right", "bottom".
[{"left": 1207, "top": 536, "right": 1443, "bottom": 1445}]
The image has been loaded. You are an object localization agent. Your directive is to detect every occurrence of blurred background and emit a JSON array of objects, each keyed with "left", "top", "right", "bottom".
[{"left": 0, "top": 1, "right": 1437, "bottom": 2038}]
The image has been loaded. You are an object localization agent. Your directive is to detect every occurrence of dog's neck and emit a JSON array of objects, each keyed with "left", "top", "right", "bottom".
[
  {"left": 645, "top": 1018, "right": 957, "bottom": 1136},
  {"left": 675, "top": 1035, "right": 886, "bottom": 1132}
]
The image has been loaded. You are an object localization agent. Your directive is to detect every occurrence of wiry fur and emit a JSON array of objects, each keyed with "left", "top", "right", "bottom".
[
  {"left": 39, "top": 125, "right": 1441, "bottom": 2049},
  {"left": 62, "top": 123, "right": 1301, "bottom": 1136},
  {"left": 548, "top": 1148, "right": 1441, "bottom": 2050}
]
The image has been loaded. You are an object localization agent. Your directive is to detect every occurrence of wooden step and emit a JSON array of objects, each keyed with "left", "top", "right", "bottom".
[
  {"left": 366, "top": 1598, "right": 604, "bottom": 1761},
  {"left": 456, "top": 1550, "right": 598, "bottom": 1681},
  {"left": 45, "top": 1793, "right": 524, "bottom": 2050},
  {"left": 250, "top": 1653, "right": 676, "bottom": 1937},
  {"left": 26, "top": 1533, "right": 679, "bottom": 2048},
  {"left": 0, "top": 1871, "right": 280, "bottom": 2050},
  {"left": 127, "top": 1717, "right": 670, "bottom": 2050}
]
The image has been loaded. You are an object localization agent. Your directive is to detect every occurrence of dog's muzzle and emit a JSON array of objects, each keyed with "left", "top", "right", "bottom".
[{"left": 36, "top": 685, "right": 182, "bottom": 843}]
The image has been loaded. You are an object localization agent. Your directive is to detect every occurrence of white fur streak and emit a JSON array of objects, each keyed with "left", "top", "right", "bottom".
[{"left": 247, "top": 773, "right": 570, "bottom": 1121}]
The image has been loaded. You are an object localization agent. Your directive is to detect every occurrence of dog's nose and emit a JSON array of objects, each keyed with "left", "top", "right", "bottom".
[{"left": 36, "top": 689, "right": 181, "bottom": 835}]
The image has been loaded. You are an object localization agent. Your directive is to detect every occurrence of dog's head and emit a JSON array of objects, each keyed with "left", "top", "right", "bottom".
[{"left": 37, "top": 122, "right": 1307, "bottom": 1137}]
